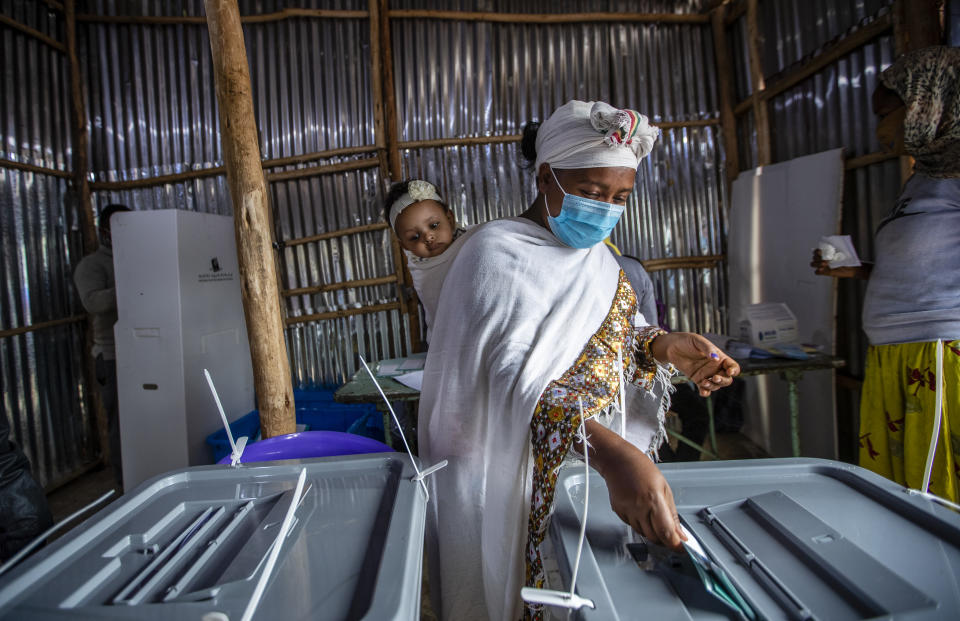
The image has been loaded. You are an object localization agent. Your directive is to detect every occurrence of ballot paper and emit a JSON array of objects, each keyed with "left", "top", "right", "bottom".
[
  {"left": 394, "top": 370, "right": 423, "bottom": 391},
  {"left": 375, "top": 353, "right": 427, "bottom": 377},
  {"left": 817, "top": 234, "right": 862, "bottom": 268},
  {"left": 679, "top": 524, "right": 756, "bottom": 620}
]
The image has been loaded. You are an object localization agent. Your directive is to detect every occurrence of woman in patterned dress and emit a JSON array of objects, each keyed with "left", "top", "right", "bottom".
[{"left": 418, "top": 100, "right": 740, "bottom": 621}]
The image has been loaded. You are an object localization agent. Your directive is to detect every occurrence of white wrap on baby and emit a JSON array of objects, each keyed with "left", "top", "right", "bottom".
[{"left": 405, "top": 227, "right": 479, "bottom": 340}]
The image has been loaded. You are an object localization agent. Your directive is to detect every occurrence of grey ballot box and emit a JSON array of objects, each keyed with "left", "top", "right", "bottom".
[
  {"left": 0, "top": 453, "right": 426, "bottom": 620},
  {"left": 549, "top": 458, "right": 960, "bottom": 620}
]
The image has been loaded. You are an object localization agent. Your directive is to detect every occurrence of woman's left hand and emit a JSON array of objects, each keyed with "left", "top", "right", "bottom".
[{"left": 650, "top": 332, "right": 740, "bottom": 396}]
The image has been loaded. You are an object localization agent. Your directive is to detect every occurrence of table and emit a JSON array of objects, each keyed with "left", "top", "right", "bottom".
[
  {"left": 335, "top": 353, "right": 846, "bottom": 458},
  {"left": 669, "top": 353, "right": 846, "bottom": 459},
  {"left": 334, "top": 366, "right": 421, "bottom": 450}
]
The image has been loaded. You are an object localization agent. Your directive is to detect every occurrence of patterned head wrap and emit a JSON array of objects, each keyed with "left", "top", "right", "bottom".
[
  {"left": 388, "top": 180, "right": 443, "bottom": 228},
  {"left": 534, "top": 100, "right": 659, "bottom": 171},
  {"left": 880, "top": 46, "right": 960, "bottom": 178}
]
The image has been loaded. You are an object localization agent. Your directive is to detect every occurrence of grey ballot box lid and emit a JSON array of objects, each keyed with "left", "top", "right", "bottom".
[
  {"left": 548, "top": 458, "right": 960, "bottom": 621},
  {"left": 0, "top": 453, "right": 426, "bottom": 620}
]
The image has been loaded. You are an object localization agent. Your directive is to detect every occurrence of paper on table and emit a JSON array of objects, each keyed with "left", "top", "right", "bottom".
[
  {"left": 817, "top": 235, "right": 861, "bottom": 268},
  {"left": 376, "top": 353, "right": 427, "bottom": 377},
  {"left": 394, "top": 370, "right": 423, "bottom": 391}
]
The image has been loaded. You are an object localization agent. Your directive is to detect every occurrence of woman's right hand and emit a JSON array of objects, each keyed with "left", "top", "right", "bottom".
[
  {"left": 585, "top": 420, "right": 685, "bottom": 549},
  {"left": 810, "top": 248, "right": 869, "bottom": 278}
]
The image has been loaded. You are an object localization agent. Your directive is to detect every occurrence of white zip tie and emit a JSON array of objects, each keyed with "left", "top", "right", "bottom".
[
  {"left": 358, "top": 355, "right": 446, "bottom": 501},
  {"left": 0, "top": 488, "right": 116, "bottom": 579},
  {"left": 205, "top": 369, "right": 247, "bottom": 466},
  {"left": 908, "top": 489, "right": 960, "bottom": 513},
  {"left": 617, "top": 348, "right": 626, "bottom": 439},
  {"left": 521, "top": 396, "right": 596, "bottom": 611},
  {"left": 240, "top": 467, "right": 307, "bottom": 621},
  {"left": 920, "top": 340, "right": 944, "bottom": 495}
]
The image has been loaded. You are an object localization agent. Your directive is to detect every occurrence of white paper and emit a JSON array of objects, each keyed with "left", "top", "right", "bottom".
[
  {"left": 376, "top": 353, "right": 427, "bottom": 377},
  {"left": 394, "top": 370, "right": 423, "bottom": 391},
  {"left": 679, "top": 524, "right": 709, "bottom": 563},
  {"left": 818, "top": 234, "right": 861, "bottom": 268}
]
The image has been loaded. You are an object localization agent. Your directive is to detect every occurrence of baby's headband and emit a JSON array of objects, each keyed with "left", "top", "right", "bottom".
[{"left": 388, "top": 180, "right": 443, "bottom": 228}]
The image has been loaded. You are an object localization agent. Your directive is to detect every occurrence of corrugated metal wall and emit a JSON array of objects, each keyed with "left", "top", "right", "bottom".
[
  {"left": 726, "top": 0, "right": 901, "bottom": 459},
  {"left": 1, "top": 0, "right": 98, "bottom": 488},
  {"left": 4, "top": 0, "right": 728, "bottom": 485},
  {"left": 392, "top": 7, "right": 726, "bottom": 335}
]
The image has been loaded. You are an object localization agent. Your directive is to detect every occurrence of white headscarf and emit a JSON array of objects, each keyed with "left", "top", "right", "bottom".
[
  {"left": 388, "top": 179, "right": 443, "bottom": 228},
  {"left": 534, "top": 100, "right": 660, "bottom": 171}
]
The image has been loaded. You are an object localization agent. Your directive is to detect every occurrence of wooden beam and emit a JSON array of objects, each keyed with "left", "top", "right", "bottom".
[
  {"left": 900, "top": 0, "right": 944, "bottom": 50},
  {"left": 398, "top": 134, "right": 522, "bottom": 150},
  {"left": 734, "top": 13, "right": 894, "bottom": 117},
  {"left": 41, "top": 0, "right": 65, "bottom": 12},
  {"left": 90, "top": 166, "right": 225, "bottom": 191},
  {"left": 745, "top": 0, "right": 771, "bottom": 165},
  {"left": 379, "top": 0, "right": 421, "bottom": 352},
  {"left": 844, "top": 151, "right": 899, "bottom": 170},
  {"left": 0, "top": 14, "right": 66, "bottom": 53},
  {"left": 371, "top": 0, "right": 414, "bottom": 355},
  {"left": 77, "top": 9, "right": 367, "bottom": 25},
  {"left": 641, "top": 254, "right": 724, "bottom": 273},
  {"left": 88, "top": 147, "right": 379, "bottom": 191},
  {"left": 893, "top": 0, "right": 940, "bottom": 186},
  {"left": 286, "top": 301, "right": 402, "bottom": 326},
  {"left": 283, "top": 274, "right": 400, "bottom": 298},
  {"left": 65, "top": 0, "right": 105, "bottom": 471},
  {"left": 388, "top": 9, "right": 710, "bottom": 24},
  {"left": 724, "top": 0, "right": 747, "bottom": 25},
  {"left": 265, "top": 145, "right": 377, "bottom": 168},
  {"left": 264, "top": 157, "right": 379, "bottom": 183},
  {"left": 763, "top": 14, "right": 892, "bottom": 103},
  {"left": 0, "top": 158, "right": 72, "bottom": 179},
  {"left": 380, "top": 1, "right": 402, "bottom": 180},
  {"left": 394, "top": 121, "right": 719, "bottom": 152},
  {"left": 711, "top": 5, "right": 739, "bottom": 183},
  {"left": 282, "top": 222, "right": 389, "bottom": 248},
  {"left": 368, "top": 0, "right": 390, "bottom": 183},
  {"left": 205, "top": 0, "right": 295, "bottom": 439},
  {"left": 656, "top": 118, "right": 719, "bottom": 130},
  {"left": 0, "top": 315, "right": 87, "bottom": 340}
]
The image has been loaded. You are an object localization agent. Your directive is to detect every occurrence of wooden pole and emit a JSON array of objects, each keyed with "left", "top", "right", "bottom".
[
  {"left": 65, "top": 0, "right": 109, "bottom": 470},
  {"left": 370, "top": 0, "right": 414, "bottom": 357},
  {"left": 745, "top": 0, "right": 771, "bottom": 165},
  {"left": 379, "top": 0, "right": 402, "bottom": 180},
  {"left": 711, "top": 5, "right": 739, "bottom": 184},
  {"left": 205, "top": 0, "right": 295, "bottom": 438},
  {"left": 893, "top": 0, "right": 942, "bottom": 185},
  {"left": 65, "top": 1, "right": 95, "bottom": 254},
  {"left": 378, "top": 0, "right": 423, "bottom": 352}
]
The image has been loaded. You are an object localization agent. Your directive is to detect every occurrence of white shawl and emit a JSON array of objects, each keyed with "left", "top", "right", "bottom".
[{"left": 419, "top": 217, "right": 637, "bottom": 620}]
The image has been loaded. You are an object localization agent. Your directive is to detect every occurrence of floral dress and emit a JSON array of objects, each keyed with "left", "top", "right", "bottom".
[{"left": 522, "top": 271, "right": 668, "bottom": 621}]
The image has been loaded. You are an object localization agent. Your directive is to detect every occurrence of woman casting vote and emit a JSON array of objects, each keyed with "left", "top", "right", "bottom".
[{"left": 418, "top": 100, "right": 740, "bottom": 621}]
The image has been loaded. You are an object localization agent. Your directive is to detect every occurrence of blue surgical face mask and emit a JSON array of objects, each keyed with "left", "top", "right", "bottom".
[{"left": 545, "top": 167, "right": 626, "bottom": 249}]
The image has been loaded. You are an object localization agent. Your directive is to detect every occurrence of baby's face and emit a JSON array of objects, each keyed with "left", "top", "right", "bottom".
[{"left": 395, "top": 200, "right": 456, "bottom": 258}]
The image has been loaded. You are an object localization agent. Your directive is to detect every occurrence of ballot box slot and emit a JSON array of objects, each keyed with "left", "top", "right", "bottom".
[{"left": 702, "top": 491, "right": 937, "bottom": 620}]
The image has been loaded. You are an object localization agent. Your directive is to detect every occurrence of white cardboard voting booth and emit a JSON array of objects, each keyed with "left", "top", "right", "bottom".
[
  {"left": 112, "top": 210, "right": 255, "bottom": 489},
  {"left": 727, "top": 148, "right": 844, "bottom": 458}
]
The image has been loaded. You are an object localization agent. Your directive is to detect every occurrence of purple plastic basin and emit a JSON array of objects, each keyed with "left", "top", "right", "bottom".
[{"left": 216, "top": 430, "right": 393, "bottom": 465}]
